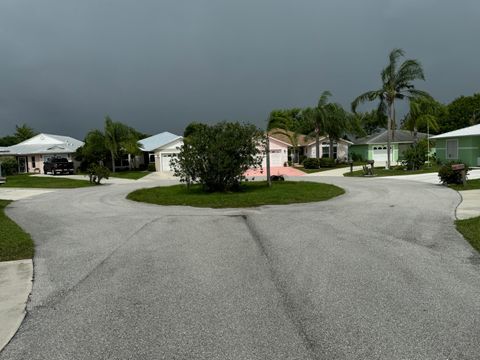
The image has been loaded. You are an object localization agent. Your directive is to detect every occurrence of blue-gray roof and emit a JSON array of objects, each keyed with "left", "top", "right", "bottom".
[
  {"left": 138, "top": 132, "right": 182, "bottom": 152},
  {"left": 352, "top": 130, "right": 427, "bottom": 145}
]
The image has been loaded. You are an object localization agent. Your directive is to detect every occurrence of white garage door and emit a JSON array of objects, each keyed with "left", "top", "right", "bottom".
[
  {"left": 372, "top": 146, "right": 393, "bottom": 163},
  {"left": 161, "top": 153, "right": 176, "bottom": 172},
  {"left": 269, "top": 149, "right": 284, "bottom": 167}
]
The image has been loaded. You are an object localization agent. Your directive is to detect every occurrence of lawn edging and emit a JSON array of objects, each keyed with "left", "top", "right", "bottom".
[
  {"left": 0, "top": 200, "right": 34, "bottom": 261},
  {"left": 127, "top": 181, "right": 345, "bottom": 208}
]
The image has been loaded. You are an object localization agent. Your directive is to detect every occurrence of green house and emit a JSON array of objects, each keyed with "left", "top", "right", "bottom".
[
  {"left": 431, "top": 124, "right": 480, "bottom": 167},
  {"left": 349, "top": 130, "right": 427, "bottom": 165}
]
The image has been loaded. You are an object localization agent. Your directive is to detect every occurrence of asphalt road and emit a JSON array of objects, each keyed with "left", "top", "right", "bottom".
[{"left": 1, "top": 177, "right": 479, "bottom": 360}]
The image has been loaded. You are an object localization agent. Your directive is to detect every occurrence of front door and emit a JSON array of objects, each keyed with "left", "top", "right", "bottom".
[{"left": 18, "top": 157, "right": 27, "bottom": 173}]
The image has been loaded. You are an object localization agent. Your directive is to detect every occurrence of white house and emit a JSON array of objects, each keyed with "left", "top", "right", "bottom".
[
  {"left": 0, "top": 133, "right": 84, "bottom": 173},
  {"left": 139, "top": 132, "right": 183, "bottom": 173},
  {"left": 268, "top": 129, "right": 351, "bottom": 162}
]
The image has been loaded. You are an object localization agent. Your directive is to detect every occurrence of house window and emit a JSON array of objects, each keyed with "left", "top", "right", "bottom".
[
  {"left": 149, "top": 153, "right": 155, "bottom": 163},
  {"left": 446, "top": 139, "right": 458, "bottom": 160},
  {"left": 322, "top": 143, "right": 338, "bottom": 159},
  {"left": 31, "top": 156, "right": 36, "bottom": 168}
]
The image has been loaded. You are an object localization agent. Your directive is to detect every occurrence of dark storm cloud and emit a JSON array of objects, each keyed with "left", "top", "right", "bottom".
[{"left": 0, "top": 0, "right": 479, "bottom": 138}]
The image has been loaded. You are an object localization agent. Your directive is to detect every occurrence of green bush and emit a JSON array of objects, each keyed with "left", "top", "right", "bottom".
[
  {"left": 147, "top": 163, "right": 156, "bottom": 172},
  {"left": 0, "top": 158, "right": 18, "bottom": 175},
  {"left": 438, "top": 162, "right": 469, "bottom": 184},
  {"left": 87, "top": 164, "right": 110, "bottom": 185},
  {"left": 303, "top": 158, "right": 321, "bottom": 169},
  {"left": 402, "top": 141, "right": 427, "bottom": 170},
  {"left": 299, "top": 155, "right": 307, "bottom": 164},
  {"left": 350, "top": 153, "right": 364, "bottom": 162},
  {"left": 172, "top": 121, "right": 263, "bottom": 192},
  {"left": 319, "top": 158, "right": 336, "bottom": 167}
]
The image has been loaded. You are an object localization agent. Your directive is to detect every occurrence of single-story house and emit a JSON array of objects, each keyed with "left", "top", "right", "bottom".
[
  {"left": 268, "top": 129, "right": 352, "bottom": 163},
  {"left": 431, "top": 124, "right": 480, "bottom": 167},
  {"left": 0, "top": 133, "right": 84, "bottom": 173},
  {"left": 349, "top": 130, "right": 427, "bottom": 165},
  {"left": 138, "top": 132, "right": 183, "bottom": 173}
]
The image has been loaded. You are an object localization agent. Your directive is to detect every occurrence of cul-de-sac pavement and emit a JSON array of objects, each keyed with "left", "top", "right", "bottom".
[{"left": 1, "top": 175, "right": 479, "bottom": 360}]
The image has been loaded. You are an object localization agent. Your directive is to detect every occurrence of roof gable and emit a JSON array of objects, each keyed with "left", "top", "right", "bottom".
[
  {"left": 7, "top": 133, "right": 84, "bottom": 155},
  {"left": 431, "top": 124, "right": 480, "bottom": 139},
  {"left": 139, "top": 132, "right": 182, "bottom": 152}
]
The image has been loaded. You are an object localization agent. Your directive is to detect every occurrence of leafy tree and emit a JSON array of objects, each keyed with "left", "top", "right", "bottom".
[
  {"left": 354, "top": 110, "right": 388, "bottom": 135},
  {"left": 352, "top": 48, "right": 429, "bottom": 169},
  {"left": 184, "top": 122, "right": 208, "bottom": 137},
  {"left": 402, "top": 97, "right": 444, "bottom": 142},
  {"left": 14, "top": 124, "right": 37, "bottom": 142},
  {"left": 323, "top": 103, "right": 351, "bottom": 160},
  {"left": 172, "top": 122, "right": 264, "bottom": 192},
  {"left": 74, "top": 130, "right": 109, "bottom": 170},
  {"left": 402, "top": 140, "right": 428, "bottom": 170},
  {"left": 0, "top": 135, "right": 18, "bottom": 147},
  {"left": 438, "top": 93, "right": 480, "bottom": 133}
]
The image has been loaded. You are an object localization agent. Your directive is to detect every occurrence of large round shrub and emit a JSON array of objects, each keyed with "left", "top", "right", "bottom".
[{"left": 172, "top": 122, "right": 264, "bottom": 192}]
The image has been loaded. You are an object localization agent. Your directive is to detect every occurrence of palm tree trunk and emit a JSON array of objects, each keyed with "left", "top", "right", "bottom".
[
  {"left": 329, "top": 138, "right": 334, "bottom": 160},
  {"left": 315, "top": 130, "right": 320, "bottom": 160},
  {"left": 387, "top": 103, "right": 393, "bottom": 169},
  {"left": 111, "top": 150, "right": 116, "bottom": 173},
  {"left": 128, "top": 153, "right": 132, "bottom": 170}
]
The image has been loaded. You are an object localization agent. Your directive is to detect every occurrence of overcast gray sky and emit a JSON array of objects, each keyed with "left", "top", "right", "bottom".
[{"left": 0, "top": 0, "right": 479, "bottom": 138}]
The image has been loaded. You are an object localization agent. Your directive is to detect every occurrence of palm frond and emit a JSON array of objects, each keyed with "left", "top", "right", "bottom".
[
  {"left": 317, "top": 90, "right": 332, "bottom": 107},
  {"left": 351, "top": 90, "right": 383, "bottom": 112}
]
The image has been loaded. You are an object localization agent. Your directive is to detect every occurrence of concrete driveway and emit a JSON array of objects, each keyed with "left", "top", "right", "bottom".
[{"left": 0, "top": 177, "right": 479, "bottom": 359}]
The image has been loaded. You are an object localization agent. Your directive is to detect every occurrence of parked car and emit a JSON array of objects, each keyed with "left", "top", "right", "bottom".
[{"left": 43, "top": 157, "right": 75, "bottom": 175}]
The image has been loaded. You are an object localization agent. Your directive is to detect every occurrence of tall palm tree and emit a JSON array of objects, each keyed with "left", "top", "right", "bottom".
[
  {"left": 323, "top": 103, "right": 349, "bottom": 159},
  {"left": 267, "top": 111, "right": 301, "bottom": 164},
  {"left": 104, "top": 116, "right": 129, "bottom": 173},
  {"left": 301, "top": 91, "right": 332, "bottom": 159},
  {"left": 352, "top": 49, "right": 429, "bottom": 169}
]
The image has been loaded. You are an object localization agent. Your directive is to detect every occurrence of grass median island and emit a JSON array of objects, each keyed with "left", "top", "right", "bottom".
[
  {"left": 0, "top": 200, "right": 34, "bottom": 261},
  {"left": 127, "top": 181, "right": 345, "bottom": 208},
  {"left": 2, "top": 174, "right": 93, "bottom": 188},
  {"left": 455, "top": 216, "right": 480, "bottom": 253},
  {"left": 450, "top": 179, "right": 480, "bottom": 191},
  {"left": 109, "top": 171, "right": 151, "bottom": 180}
]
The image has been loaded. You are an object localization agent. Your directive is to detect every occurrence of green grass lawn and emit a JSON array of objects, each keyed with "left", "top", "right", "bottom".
[
  {"left": 2, "top": 174, "right": 93, "bottom": 188},
  {"left": 455, "top": 216, "right": 480, "bottom": 253},
  {"left": 450, "top": 179, "right": 480, "bottom": 191},
  {"left": 0, "top": 200, "right": 34, "bottom": 261},
  {"left": 344, "top": 165, "right": 440, "bottom": 177},
  {"left": 109, "top": 171, "right": 151, "bottom": 180},
  {"left": 127, "top": 181, "right": 345, "bottom": 208}
]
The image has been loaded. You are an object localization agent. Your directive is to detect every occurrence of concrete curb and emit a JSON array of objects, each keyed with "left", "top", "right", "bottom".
[
  {"left": 456, "top": 189, "right": 480, "bottom": 220},
  {"left": 0, "top": 259, "right": 33, "bottom": 353}
]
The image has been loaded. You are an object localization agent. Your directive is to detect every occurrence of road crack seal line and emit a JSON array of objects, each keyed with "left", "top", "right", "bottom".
[
  {"left": 240, "top": 214, "right": 319, "bottom": 360},
  {"left": 32, "top": 217, "right": 161, "bottom": 311}
]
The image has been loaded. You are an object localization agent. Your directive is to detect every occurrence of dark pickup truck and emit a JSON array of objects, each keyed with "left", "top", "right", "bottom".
[{"left": 43, "top": 157, "right": 75, "bottom": 175}]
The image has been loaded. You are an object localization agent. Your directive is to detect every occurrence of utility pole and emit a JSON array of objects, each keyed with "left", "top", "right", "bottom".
[{"left": 266, "top": 131, "right": 271, "bottom": 187}]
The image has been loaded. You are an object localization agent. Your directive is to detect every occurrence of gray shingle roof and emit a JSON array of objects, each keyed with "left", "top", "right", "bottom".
[
  {"left": 352, "top": 130, "right": 427, "bottom": 145},
  {"left": 138, "top": 132, "right": 182, "bottom": 152},
  {"left": 7, "top": 134, "right": 84, "bottom": 155}
]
